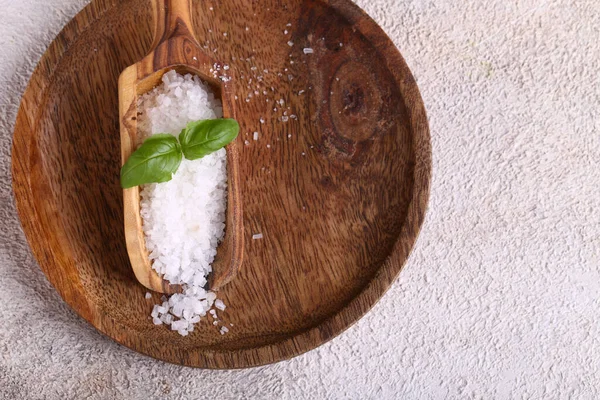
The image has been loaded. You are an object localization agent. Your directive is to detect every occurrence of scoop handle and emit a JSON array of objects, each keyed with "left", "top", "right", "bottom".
[{"left": 151, "top": 0, "right": 198, "bottom": 48}]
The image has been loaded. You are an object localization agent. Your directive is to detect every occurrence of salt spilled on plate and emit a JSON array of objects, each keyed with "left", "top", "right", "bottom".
[{"left": 137, "top": 70, "right": 228, "bottom": 336}]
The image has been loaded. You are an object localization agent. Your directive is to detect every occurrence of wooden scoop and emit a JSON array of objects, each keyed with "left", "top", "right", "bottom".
[{"left": 118, "top": 0, "right": 243, "bottom": 294}]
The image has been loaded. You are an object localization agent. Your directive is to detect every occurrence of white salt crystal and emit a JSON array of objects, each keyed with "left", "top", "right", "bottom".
[
  {"left": 303, "top": 48, "right": 314, "bottom": 54},
  {"left": 151, "top": 305, "right": 160, "bottom": 318},
  {"left": 215, "top": 299, "right": 226, "bottom": 310},
  {"left": 171, "top": 320, "right": 188, "bottom": 331},
  {"left": 156, "top": 305, "right": 168, "bottom": 314},
  {"left": 145, "top": 292, "right": 152, "bottom": 299},
  {"left": 253, "top": 131, "right": 259, "bottom": 140},
  {"left": 287, "top": 41, "right": 294, "bottom": 47},
  {"left": 252, "top": 233, "right": 263, "bottom": 240}
]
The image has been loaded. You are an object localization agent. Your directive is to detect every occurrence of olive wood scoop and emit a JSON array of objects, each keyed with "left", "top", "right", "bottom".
[{"left": 118, "top": 0, "right": 243, "bottom": 294}]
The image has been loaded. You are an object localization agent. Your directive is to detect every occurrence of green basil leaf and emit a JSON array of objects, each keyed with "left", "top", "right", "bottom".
[
  {"left": 120, "top": 134, "right": 182, "bottom": 188},
  {"left": 178, "top": 118, "right": 239, "bottom": 160}
]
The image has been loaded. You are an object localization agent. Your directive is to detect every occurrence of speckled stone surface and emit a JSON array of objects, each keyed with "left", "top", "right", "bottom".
[{"left": 1, "top": 0, "right": 599, "bottom": 398}]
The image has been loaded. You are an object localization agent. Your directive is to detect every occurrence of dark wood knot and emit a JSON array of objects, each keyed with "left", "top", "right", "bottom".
[{"left": 329, "top": 61, "right": 383, "bottom": 143}]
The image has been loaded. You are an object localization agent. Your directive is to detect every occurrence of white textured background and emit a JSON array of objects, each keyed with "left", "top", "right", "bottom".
[{"left": 1, "top": 0, "right": 599, "bottom": 398}]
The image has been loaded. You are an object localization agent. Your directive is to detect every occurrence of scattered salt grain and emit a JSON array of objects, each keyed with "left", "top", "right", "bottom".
[
  {"left": 260, "top": 117, "right": 265, "bottom": 124},
  {"left": 145, "top": 292, "right": 152, "bottom": 299},
  {"left": 287, "top": 41, "right": 294, "bottom": 47},
  {"left": 286, "top": 23, "right": 292, "bottom": 27},
  {"left": 303, "top": 48, "right": 314, "bottom": 54},
  {"left": 244, "top": 140, "right": 250, "bottom": 146},
  {"left": 252, "top": 233, "right": 264, "bottom": 240},
  {"left": 253, "top": 131, "right": 259, "bottom": 140},
  {"left": 220, "top": 326, "right": 229, "bottom": 335},
  {"left": 298, "top": 90, "right": 305, "bottom": 95}
]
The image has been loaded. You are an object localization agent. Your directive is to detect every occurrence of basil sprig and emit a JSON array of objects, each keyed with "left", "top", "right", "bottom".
[{"left": 120, "top": 118, "right": 239, "bottom": 188}]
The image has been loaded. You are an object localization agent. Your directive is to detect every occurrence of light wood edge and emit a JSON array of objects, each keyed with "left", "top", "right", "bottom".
[{"left": 118, "top": 65, "right": 167, "bottom": 293}]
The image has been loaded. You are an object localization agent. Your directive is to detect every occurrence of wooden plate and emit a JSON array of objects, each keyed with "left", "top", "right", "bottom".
[{"left": 11, "top": 0, "right": 431, "bottom": 368}]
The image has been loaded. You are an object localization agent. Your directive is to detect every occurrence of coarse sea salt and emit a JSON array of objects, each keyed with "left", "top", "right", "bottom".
[{"left": 137, "top": 70, "right": 229, "bottom": 336}]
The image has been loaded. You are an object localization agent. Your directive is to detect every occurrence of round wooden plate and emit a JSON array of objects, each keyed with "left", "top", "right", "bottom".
[{"left": 12, "top": 0, "right": 431, "bottom": 368}]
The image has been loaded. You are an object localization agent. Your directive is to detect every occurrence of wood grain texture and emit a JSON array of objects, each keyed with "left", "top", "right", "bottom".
[
  {"left": 119, "top": 0, "right": 244, "bottom": 293},
  {"left": 11, "top": 0, "right": 431, "bottom": 368}
]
